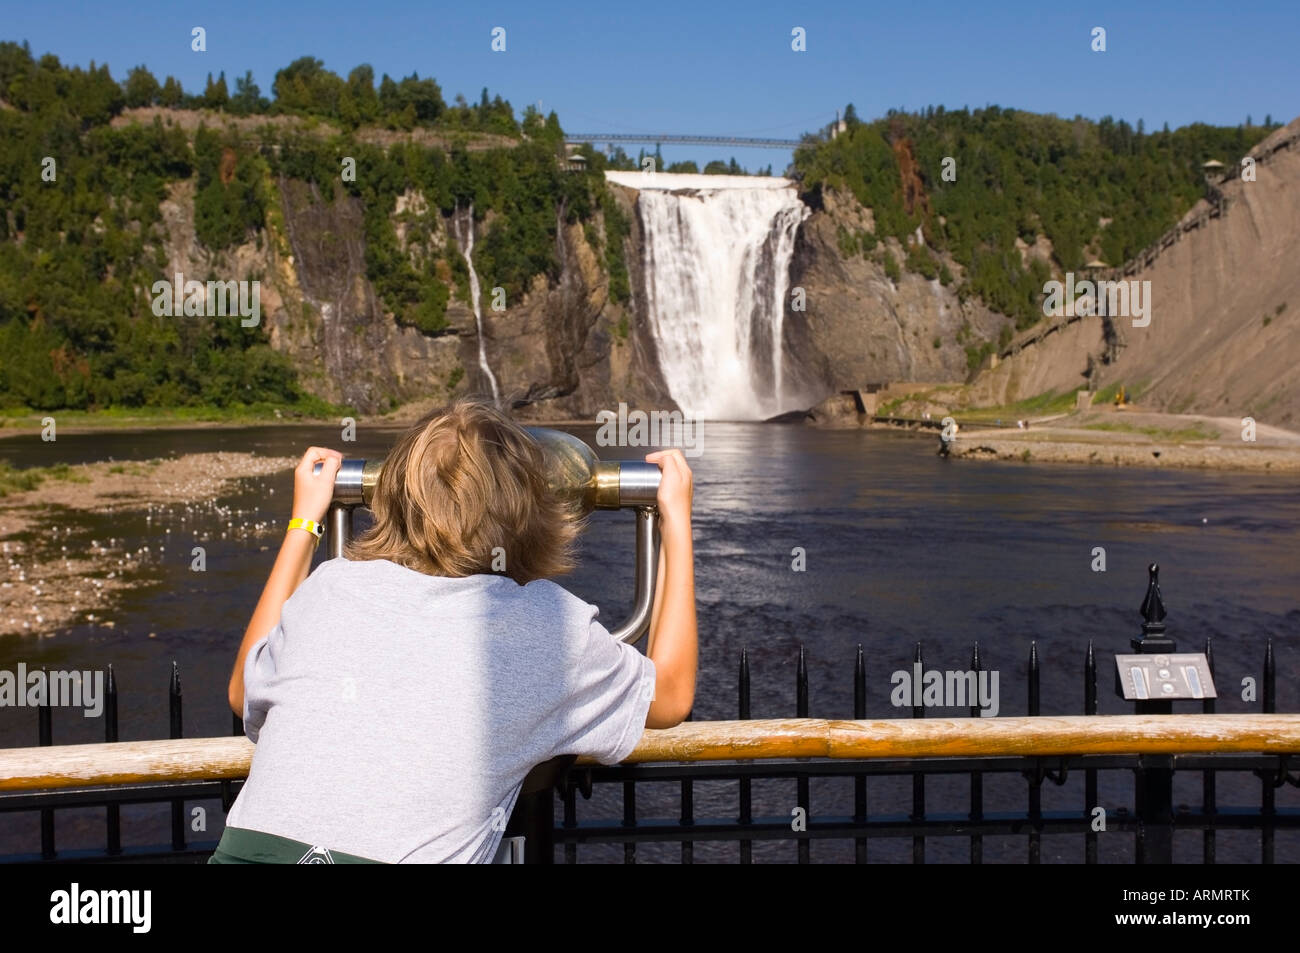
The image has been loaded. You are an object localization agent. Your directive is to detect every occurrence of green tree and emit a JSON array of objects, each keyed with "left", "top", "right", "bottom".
[
  {"left": 230, "top": 70, "right": 262, "bottom": 114},
  {"left": 393, "top": 72, "right": 445, "bottom": 123},
  {"left": 203, "top": 71, "right": 228, "bottom": 110},
  {"left": 377, "top": 73, "right": 401, "bottom": 121},
  {"left": 123, "top": 65, "right": 160, "bottom": 108},
  {"left": 346, "top": 64, "right": 378, "bottom": 123},
  {"left": 273, "top": 56, "right": 343, "bottom": 116},
  {"left": 159, "top": 75, "right": 183, "bottom": 107}
]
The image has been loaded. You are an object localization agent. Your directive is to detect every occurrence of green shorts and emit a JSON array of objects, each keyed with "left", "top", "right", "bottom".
[{"left": 208, "top": 826, "right": 385, "bottom": 864}]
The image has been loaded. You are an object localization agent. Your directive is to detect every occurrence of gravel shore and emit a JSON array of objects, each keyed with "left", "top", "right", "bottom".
[
  {"left": 1, "top": 453, "right": 295, "bottom": 638},
  {"left": 944, "top": 411, "right": 1300, "bottom": 472},
  {"left": 948, "top": 434, "right": 1300, "bottom": 471}
]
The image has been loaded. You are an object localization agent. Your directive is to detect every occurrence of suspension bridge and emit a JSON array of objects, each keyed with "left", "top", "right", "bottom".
[{"left": 565, "top": 133, "right": 806, "bottom": 149}]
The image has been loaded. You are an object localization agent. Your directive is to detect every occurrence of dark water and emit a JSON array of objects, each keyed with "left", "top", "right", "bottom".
[{"left": 1, "top": 424, "right": 1297, "bottom": 862}]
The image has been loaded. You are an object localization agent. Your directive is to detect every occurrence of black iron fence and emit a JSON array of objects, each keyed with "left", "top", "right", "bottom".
[
  {"left": 1, "top": 565, "right": 1297, "bottom": 864},
  {"left": 549, "top": 636, "right": 1296, "bottom": 864},
  {"left": 0, "top": 662, "right": 246, "bottom": 863}
]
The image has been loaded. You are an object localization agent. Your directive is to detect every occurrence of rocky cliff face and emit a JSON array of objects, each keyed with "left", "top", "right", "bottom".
[
  {"left": 487, "top": 182, "right": 675, "bottom": 422},
  {"left": 971, "top": 116, "right": 1300, "bottom": 428},
  {"left": 157, "top": 172, "right": 674, "bottom": 418},
  {"left": 159, "top": 176, "right": 463, "bottom": 414},
  {"left": 271, "top": 179, "right": 463, "bottom": 413},
  {"left": 781, "top": 187, "right": 1012, "bottom": 402}
]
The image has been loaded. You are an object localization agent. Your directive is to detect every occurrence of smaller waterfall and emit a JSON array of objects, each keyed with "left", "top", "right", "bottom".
[{"left": 453, "top": 204, "right": 500, "bottom": 406}]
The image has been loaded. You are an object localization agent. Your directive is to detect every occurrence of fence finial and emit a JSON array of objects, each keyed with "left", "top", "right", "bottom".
[
  {"left": 1134, "top": 562, "right": 1175, "bottom": 652},
  {"left": 1140, "top": 563, "right": 1166, "bottom": 626}
]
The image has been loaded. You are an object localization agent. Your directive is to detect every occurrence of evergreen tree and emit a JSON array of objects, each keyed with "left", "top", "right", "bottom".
[
  {"left": 542, "top": 110, "right": 564, "bottom": 146},
  {"left": 347, "top": 64, "right": 378, "bottom": 123},
  {"left": 203, "top": 71, "right": 228, "bottom": 110},
  {"left": 159, "top": 75, "right": 183, "bottom": 107},
  {"left": 123, "top": 65, "right": 160, "bottom": 108},
  {"left": 377, "top": 73, "right": 398, "bottom": 117},
  {"left": 231, "top": 70, "right": 261, "bottom": 114}
]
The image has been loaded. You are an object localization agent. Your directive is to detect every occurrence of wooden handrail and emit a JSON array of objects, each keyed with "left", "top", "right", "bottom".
[
  {"left": 1, "top": 714, "right": 1297, "bottom": 791},
  {"left": 613, "top": 714, "right": 1300, "bottom": 763}
]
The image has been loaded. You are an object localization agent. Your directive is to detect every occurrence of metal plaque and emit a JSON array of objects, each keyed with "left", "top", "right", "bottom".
[{"left": 1114, "top": 653, "right": 1217, "bottom": 701}]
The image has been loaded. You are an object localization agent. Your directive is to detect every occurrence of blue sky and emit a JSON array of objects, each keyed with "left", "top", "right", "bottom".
[{"left": 3, "top": 0, "right": 1296, "bottom": 170}]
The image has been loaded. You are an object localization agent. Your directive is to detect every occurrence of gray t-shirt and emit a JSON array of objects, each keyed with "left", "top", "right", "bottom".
[{"left": 226, "top": 556, "right": 656, "bottom": 863}]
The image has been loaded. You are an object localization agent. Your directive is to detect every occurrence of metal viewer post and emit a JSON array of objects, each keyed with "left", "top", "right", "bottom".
[{"left": 310, "top": 428, "right": 661, "bottom": 644}]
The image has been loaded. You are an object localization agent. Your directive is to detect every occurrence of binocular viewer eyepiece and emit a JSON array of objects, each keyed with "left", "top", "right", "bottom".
[
  {"left": 313, "top": 428, "right": 661, "bottom": 514},
  {"left": 308, "top": 428, "right": 661, "bottom": 644}
]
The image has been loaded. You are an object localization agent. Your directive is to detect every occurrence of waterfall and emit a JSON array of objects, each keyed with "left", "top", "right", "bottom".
[
  {"left": 453, "top": 204, "right": 500, "bottom": 406},
  {"left": 608, "top": 171, "right": 809, "bottom": 420}
]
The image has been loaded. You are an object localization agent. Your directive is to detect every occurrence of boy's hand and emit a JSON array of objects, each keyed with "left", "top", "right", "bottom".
[
  {"left": 645, "top": 449, "right": 693, "bottom": 542},
  {"left": 292, "top": 447, "right": 343, "bottom": 523}
]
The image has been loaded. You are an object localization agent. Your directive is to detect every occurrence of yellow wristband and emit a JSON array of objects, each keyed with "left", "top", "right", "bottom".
[{"left": 288, "top": 517, "right": 324, "bottom": 544}]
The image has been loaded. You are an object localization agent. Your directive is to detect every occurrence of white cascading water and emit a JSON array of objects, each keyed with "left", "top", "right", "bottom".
[
  {"left": 607, "top": 171, "right": 809, "bottom": 420},
  {"left": 453, "top": 204, "right": 500, "bottom": 406}
]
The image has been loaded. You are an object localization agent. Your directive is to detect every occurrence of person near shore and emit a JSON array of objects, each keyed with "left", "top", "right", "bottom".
[
  {"left": 938, "top": 419, "right": 959, "bottom": 456},
  {"left": 212, "top": 398, "right": 697, "bottom": 863}
]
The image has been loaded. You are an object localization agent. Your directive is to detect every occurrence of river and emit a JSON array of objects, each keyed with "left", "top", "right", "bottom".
[{"left": 1, "top": 423, "right": 1297, "bottom": 862}]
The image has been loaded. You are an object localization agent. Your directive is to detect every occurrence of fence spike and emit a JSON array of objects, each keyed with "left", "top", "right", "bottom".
[
  {"left": 105, "top": 664, "right": 118, "bottom": 743},
  {"left": 912, "top": 642, "right": 924, "bottom": 718},
  {"left": 854, "top": 644, "right": 865, "bottom": 719},
  {"left": 1264, "top": 639, "right": 1275, "bottom": 714},
  {"left": 1029, "top": 641, "right": 1040, "bottom": 717},
  {"left": 738, "top": 648, "right": 750, "bottom": 720},
  {"left": 168, "top": 661, "right": 182, "bottom": 740},
  {"left": 796, "top": 643, "right": 808, "bottom": 718},
  {"left": 1084, "top": 640, "right": 1096, "bottom": 716}
]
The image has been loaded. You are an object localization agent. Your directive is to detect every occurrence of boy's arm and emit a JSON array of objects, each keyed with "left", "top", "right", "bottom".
[
  {"left": 642, "top": 449, "right": 696, "bottom": 729},
  {"left": 227, "top": 447, "right": 342, "bottom": 717}
]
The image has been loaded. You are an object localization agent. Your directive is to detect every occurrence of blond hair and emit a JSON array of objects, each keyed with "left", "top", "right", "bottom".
[{"left": 346, "top": 398, "right": 579, "bottom": 583}]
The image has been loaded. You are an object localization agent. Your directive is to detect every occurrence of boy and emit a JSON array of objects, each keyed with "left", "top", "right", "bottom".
[{"left": 213, "top": 398, "right": 696, "bottom": 863}]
